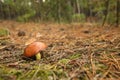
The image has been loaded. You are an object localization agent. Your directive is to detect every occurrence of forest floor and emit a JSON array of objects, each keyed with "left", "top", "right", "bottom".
[{"left": 0, "top": 20, "right": 120, "bottom": 80}]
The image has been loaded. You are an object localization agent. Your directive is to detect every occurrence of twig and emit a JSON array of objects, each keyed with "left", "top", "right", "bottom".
[
  {"left": 110, "top": 54, "right": 120, "bottom": 70},
  {"left": 90, "top": 52, "right": 96, "bottom": 76},
  {"left": 115, "top": 42, "right": 120, "bottom": 48},
  {"left": 109, "top": 71, "right": 120, "bottom": 79},
  {"left": 0, "top": 36, "right": 10, "bottom": 40},
  {"left": 0, "top": 45, "right": 7, "bottom": 50},
  {"left": 99, "top": 63, "right": 112, "bottom": 80},
  {"left": 83, "top": 67, "right": 92, "bottom": 80}
]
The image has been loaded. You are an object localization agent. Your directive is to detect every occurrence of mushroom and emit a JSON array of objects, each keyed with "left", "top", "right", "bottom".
[{"left": 24, "top": 42, "right": 47, "bottom": 60}]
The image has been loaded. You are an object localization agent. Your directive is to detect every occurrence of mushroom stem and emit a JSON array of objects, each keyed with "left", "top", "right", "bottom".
[{"left": 35, "top": 53, "right": 41, "bottom": 60}]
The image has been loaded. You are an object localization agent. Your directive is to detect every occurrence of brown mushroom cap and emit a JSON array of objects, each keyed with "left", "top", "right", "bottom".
[{"left": 24, "top": 42, "right": 47, "bottom": 57}]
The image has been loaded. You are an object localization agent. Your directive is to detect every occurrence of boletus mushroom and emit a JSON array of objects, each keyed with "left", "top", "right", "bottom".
[{"left": 24, "top": 42, "right": 47, "bottom": 60}]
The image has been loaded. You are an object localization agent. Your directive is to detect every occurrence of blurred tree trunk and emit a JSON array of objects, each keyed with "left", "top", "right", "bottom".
[
  {"left": 0, "top": 2, "right": 4, "bottom": 19},
  {"left": 116, "top": 0, "right": 119, "bottom": 27},
  {"left": 88, "top": 0, "right": 92, "bottom": 22},
  {"left": 57, "top": 0, "right": 61, "bottom": 23},
  {"left": 102, "top": 0, "right": 109, "bottom": 26},
  {"left": 76, "top": 0, "right": 80, "bottom": 14}
]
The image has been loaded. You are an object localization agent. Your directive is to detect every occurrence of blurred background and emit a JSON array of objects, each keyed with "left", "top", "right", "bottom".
[{"left": 0, "top": 0, "right": 119, "bottom": 26}]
